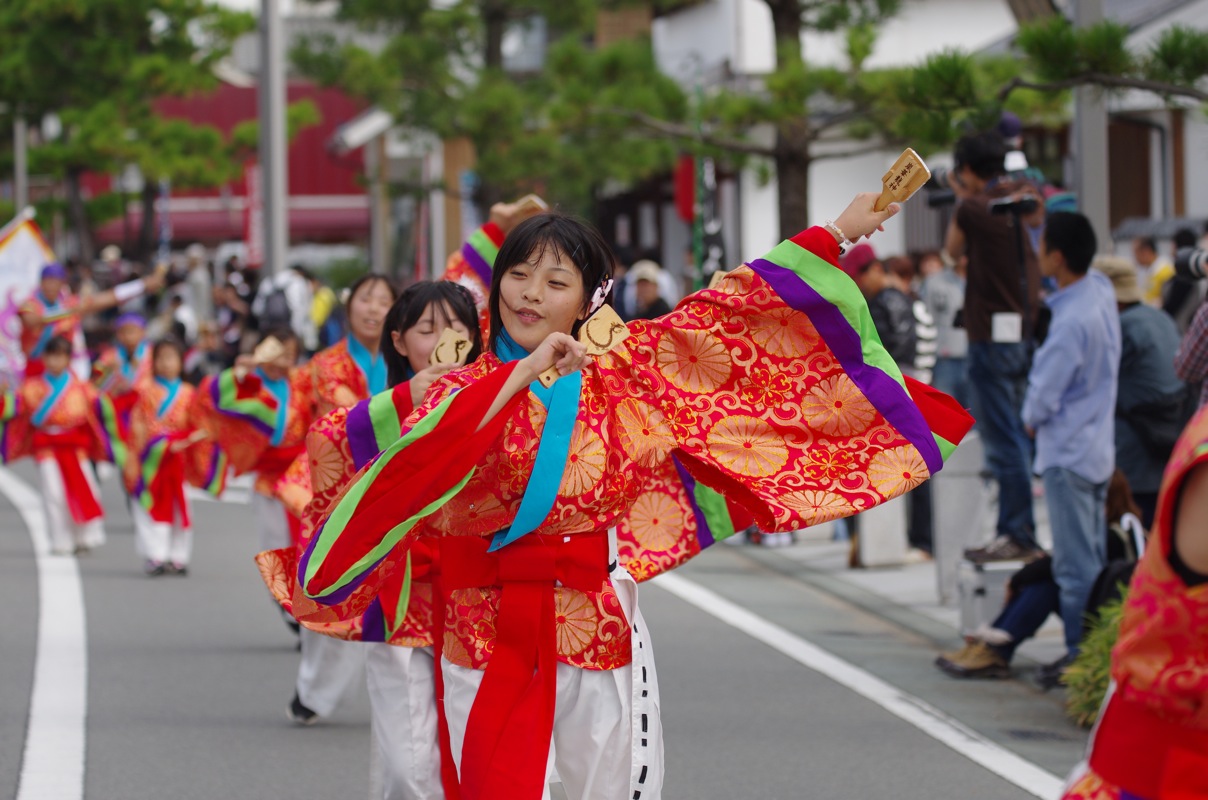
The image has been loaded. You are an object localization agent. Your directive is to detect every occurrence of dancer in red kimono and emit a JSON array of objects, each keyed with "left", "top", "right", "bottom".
[
  {"left": 124, "top": 339, "right": 226, "bottom": 575},
  {"left": 19, "top": 262, "right": 163, "bottom": 377},
  {"left": 299, "top": 194, "right": 974, "bottom": 800},
  {"left": 262, "top": 279, "right": 483, "bottom": 796},
  {"left": 307, "top": 274, "right": 399, "bottom": 417},
  {"left": 194, "top": 329, "right": 313, "bottom": 556},
  {"left": 0, "top": 336, "right": 125, "bottom": 554},
  {"left": 1062, "top": 404, "right": 1208, "bottom": 800},
  {"left": 93, "top": 312, "right": 153, "bottom": 423}
]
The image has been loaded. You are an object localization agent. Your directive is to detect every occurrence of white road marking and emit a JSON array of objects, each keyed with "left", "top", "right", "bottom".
[
  {"left": 0, "top": 466, "right": 88, "bottom": 800},
  {"left": 652, "top": 572, "right": 1065, "bottom": 800}
]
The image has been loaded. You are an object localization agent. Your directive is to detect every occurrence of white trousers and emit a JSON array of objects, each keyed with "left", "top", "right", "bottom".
[
  {"left": 132, "top": 501, "right": 193, "bottom": 565},
  {"left": 252, "top": 491, "right": 293, "bottom": 552},
  {"left": 443, "top": 566, "right": 664, "bottom": 800},
  {"left": 296, "top": 628, "right": 367, "bottom": 717},
  {"left": 39, "top": 456, "right": 105, "bottom": 554},
  {"left": 367, "top": 644, "right": 443, "bottom": 800}
]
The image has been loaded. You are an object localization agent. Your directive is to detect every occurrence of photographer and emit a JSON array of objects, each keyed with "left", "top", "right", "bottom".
[{"left": 942, "top": 131, "right": 1044, "bottom": 563}]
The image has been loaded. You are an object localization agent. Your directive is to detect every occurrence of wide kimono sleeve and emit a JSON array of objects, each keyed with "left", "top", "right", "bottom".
[
  {"left": 298, "top": 360, "right": 527, "bottom": 608},
  {"left": 0, "top": 385, "right": 29, "bottom": 463},
  {"left": 440, "top": 221, "right": 504, "bottom": 336},
  {"left": 604, "top": 226, "right": 973, "bottom": 542},
  {"left": 191, "top": 369, "right": 277, "bottom": 475},
  {"left": 258, "top": 381, "right": 422, "bottom": 639}
]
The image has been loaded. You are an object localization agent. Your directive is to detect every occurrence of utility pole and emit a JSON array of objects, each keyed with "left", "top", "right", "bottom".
[
  {"left": 13, "top": 111, "right": 28, "bottom": 211},
  {"left": 259, "top": 0, "right": 288, "bottom": 276},
  {"left": 1073, "top": 0, "right": 1110, "bottom": 248}
]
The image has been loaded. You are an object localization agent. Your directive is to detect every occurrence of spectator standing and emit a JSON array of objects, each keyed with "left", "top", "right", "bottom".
[
  {"left": 1022, "top": 212, "right": 1121, "bottom": 667},
  {"left": 1161, "top": 228, "right": 1206, "bottom": 333},
  {"left": 944, "top": 131, "right": 1043, "bottom": 562},
  {"left": 629, "top": 260, "right": 673, "bottom": 320},
  {"left": 252, "top": 265, "right": 315, "bottom": 351},
  {"left": 183, "top": 243, "right": 215, "bottom": 324},
  {"left": 618, "top": 257, "right": 678, "bottom": 322},
  {"left": 184, "top": 321, "right": 227, "bottom": 385},
  {"left": 1132, "top": 236, "right": 1174, "bottom": 308},
  {"left": 1096, "top": 256, "right": 1186, "bottom": 528},
  {"left": 921, "top": 252, "right": 971, "bottom": 410}
]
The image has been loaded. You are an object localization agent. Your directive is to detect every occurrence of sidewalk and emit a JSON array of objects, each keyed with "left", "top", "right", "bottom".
[{"left": 739, "top": 459, "right": 1069, "bottom": 670}]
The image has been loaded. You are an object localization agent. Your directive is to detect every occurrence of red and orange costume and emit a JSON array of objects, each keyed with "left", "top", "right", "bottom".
[
  {"left": 297, "top": 227, "right": 974, "bottom": 799},
  {"left": 1063, "top": 405, "right": 1208, "bottom": 800}
]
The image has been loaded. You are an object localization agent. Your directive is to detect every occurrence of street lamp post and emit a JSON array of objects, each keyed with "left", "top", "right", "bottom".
[{"left": 259, "top": 0, "right": 288, "bottom": 277}]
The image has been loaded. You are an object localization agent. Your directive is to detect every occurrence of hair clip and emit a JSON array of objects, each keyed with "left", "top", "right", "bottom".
[{"left": 587, "top": 277, "right": 614, "bottom": 316}]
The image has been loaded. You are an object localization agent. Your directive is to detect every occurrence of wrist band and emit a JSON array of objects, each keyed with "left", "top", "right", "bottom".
[
  {"left": 113, "top": 278, "right": 146, "bottom": 303},
  {"left": 823, "top": 220, "right": 854, "bottom": 255}
]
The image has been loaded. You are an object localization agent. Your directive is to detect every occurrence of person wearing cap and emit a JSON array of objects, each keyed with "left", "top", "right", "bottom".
[
  {"left": 19, "top": 262, "right": 165, "bottom": 378},
  {"left": 1097, "top": 255, "right": 1188, "bottom": 528},
  {"left": 629, "top": 259, "right": 672, "bottom": 320},
  {"left": 1021, "top": 212, "right": 1121, "bottom": 679}
]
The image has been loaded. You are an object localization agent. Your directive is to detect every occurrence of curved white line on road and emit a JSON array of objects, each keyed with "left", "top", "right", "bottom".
[
  {"left": 652, "top": 572, "right": 1065, "bottom": 800},
  {"left": 0, "top": 466, "right": 88, "bottom": 800}
]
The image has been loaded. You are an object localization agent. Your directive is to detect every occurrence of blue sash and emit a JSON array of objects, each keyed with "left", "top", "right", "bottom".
[
  {"left": 347, "top": 336, "right": 387, "bottom": 395},
  {"left": 489, "top": 329, "right": 582, "bottom": 552},
  {"left": 118, "top": 342, "right": 147, "bottom": 382},
  {"left": 32, "top": 372, "right": 71, "bottom": 427}
]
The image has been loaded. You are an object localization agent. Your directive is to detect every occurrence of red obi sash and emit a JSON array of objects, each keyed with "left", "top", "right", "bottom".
[
  {"left": 1091, "top": 696, "right": 1208, "bottom": 800},
  {"left": 147, "top": 446, "right": 190, "bottom": 527},
  {"left": 33, "top": 429, "right": 102, "bottom": 524},
  {"left": 434, "top": 531, "right": 611, "bottom": 800}
]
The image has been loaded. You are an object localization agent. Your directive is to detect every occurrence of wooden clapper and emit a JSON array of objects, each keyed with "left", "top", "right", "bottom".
[
  {"left": 874, "top": 148, "right": 931, "bottom": 211},
  {"left": 429, "top": 328, "right": 473, "bottom": 367},
  {"left": 537, "top": 306, "right": 629, "bottom": 389}
]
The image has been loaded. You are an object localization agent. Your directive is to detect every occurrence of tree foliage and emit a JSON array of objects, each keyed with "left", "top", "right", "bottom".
[{"left": 0, "top": 0, "right": 255, "bottom": 258}]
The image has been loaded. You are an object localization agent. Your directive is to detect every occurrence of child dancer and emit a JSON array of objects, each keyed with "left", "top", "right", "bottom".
[
  {"left": 1, "top": 336, "right": 124, "bottom": 554},
  {"left": 125, "top": 339, "right": 226, "bottom": 575},
  {"left": 300, "top": 195, "right": 974, "bottom": 799},
  {"left": 261, "top": 280, "right": 482, "bottom": 796},
  {"left": 307, "top": 275, "right": 398, "bottom": 416}
]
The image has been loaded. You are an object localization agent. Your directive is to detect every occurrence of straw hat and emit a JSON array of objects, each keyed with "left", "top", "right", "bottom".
[{"left": 1094, "top": 255, "right": 1141, "bottom": 304}]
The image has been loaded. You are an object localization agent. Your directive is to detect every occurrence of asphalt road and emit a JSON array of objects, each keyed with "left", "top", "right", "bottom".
[{"left": 1, "top": 463, "right": 1088, "bottom": 799}]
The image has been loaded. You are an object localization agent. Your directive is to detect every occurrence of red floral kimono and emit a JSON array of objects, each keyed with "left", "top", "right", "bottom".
[
  {"left": 308, "top": 338, "right": 387, "bottom": 418},
  {"left": 0, "top": 371, "right": 125, "bottom": 523},
  {"left": 92, "top": 341, "right": 152, "bottom": 422},
  {"left": 124, "top": 378, "right": 227, "bottom": 526},
  {"left": 19, "top": 290, "right": 84, "bottom": 377},
  {"left": 298, "top": 226, "right": 974, "bottom": 798},
  {"left": 441, "top": 220, "right": 504, "bottom": 335},
  {"left": 1063, "top": 405, "right": 1208, "bottom": 800}
]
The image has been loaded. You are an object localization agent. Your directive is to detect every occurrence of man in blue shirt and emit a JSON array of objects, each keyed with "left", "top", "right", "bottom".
[{"left": 1022, "top": 212, "right": 1121, "bottom": 664}]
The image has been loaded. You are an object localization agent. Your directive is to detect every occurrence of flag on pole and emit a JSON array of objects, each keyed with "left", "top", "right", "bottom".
[{"left": 0, "top": 212, "right": 56, "bottom": 383}]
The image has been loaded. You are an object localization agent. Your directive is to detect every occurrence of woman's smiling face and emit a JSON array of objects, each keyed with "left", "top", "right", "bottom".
[{"left": 498, "top": 245, "right": 586, "bottom": 352}]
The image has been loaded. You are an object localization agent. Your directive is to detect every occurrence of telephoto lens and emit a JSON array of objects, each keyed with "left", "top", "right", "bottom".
[{"left": 1175, "top": 247, "right": 1208, "bottom": 280}]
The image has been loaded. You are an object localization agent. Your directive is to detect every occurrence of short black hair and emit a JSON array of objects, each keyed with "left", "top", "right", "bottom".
[
  {"left": 1174, "top": 228, "right": 1197, "bottom": 249},
  {"left": 381, "top": 280, "right": 483, "bottom": 387},
  {"left": 152, "top": 338, "right": 185, "bottom": 362},
  {"left": 1043, "top": 212, "right": 1097, "bottom": 275},
  {"left": 43, "top": 336, "right": 72, "bottom": 356},
  {"left": 1134, "top": 236, "right": 1157, "bottom": 253},
  {"left": 487, "top": 213, "right": 615, "bottom": 355},
  {"left": 954, "top": 132, "right": 1007, "bottom": 181},
  {"left": 259, "top": 327, "right": 299, "bottom": 351}
]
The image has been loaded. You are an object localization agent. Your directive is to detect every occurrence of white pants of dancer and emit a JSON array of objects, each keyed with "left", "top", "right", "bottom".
[
  {"left": 443, "top": 565, "right": 664, "bottom": 800},
  {"left": 252, "top": 491, "right": 293, "bottom": 552},
  {"left": 39, "top": 456, "right": 105, "bottom": 554},
  {"left": 296, "top": 629, "right": 367, "bottom": 717},
  {"left": 367, "top": 644, "right": 443, "bottom": 800},
  {"left": 132, "top": 501, "right": 193, "bottom": 565}
]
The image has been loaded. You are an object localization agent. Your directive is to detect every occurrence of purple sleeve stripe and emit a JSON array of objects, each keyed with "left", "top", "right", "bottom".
[
  {"left": 747, "top": 258, "right": 943, "bottom": 476},
  {"left": 460, "top": 242, "right": 494, "bottom": 287},
  {"left": 346, "top": 400, "right": 380, "bottom": 471},
  {"left": 672, "top": 454, "right": 714, "bottom": 549}
]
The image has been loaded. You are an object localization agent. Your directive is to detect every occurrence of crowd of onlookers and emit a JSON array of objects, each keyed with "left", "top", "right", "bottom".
[{"left": 62, "top": 246, "right": 348, "bottom": 386}]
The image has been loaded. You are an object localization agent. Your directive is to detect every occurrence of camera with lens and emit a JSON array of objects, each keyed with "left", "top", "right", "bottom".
[
  {"left": 1175, "top": 247, "right": 1208, "bottom": 280},
  {"left": 925, "top": 166, "right": 958, "bottom": 209}
]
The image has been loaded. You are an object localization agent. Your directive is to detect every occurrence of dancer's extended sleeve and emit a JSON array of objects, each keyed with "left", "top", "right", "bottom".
[
  {"left": 440, "top": 220, "right": 505, "bottom": 335},
  {"left": 608, "top": 226, "right": 972, "bottom": 576},
  {"left": 299, "top": 362, "right": 526, "bottom": 605}
]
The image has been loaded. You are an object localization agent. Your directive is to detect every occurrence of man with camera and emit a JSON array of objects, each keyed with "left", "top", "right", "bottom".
[{"left": 942, "top": 131, "right": 1044, "bottom": 563}]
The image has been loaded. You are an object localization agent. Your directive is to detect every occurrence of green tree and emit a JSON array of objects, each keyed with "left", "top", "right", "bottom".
[{"left": 0, "top": 0, "right": 255, "bottom": 261}]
